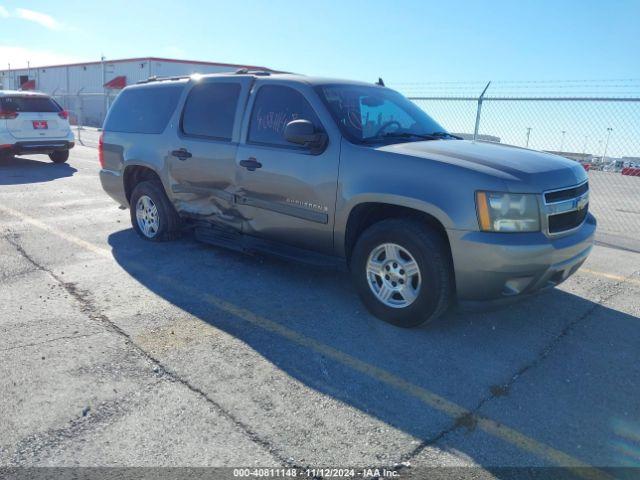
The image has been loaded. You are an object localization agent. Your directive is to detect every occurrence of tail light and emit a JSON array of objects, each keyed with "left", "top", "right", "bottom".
[
  {"left": 0, "top": 110, "right": 18, "bottom": 119},
  {"left": 98, "top": 133, "right": 105, "bottom": 168},
  {"left": 58, "top": 110, "right": 69, "bottom": 120}
]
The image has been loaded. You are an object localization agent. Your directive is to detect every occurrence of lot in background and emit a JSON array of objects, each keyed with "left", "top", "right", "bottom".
[{"left": 404, "top": 80, "right": 640, "bottom": 249}]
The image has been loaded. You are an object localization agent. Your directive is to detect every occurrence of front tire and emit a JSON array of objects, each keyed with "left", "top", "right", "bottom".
[
  {"left": 350, "top": 218, "right": 453, "bottom": 328},
  {"left": 129, "top": 180, "right": 181, "bottom": 242},
  {"left": 49, "top": 150, "right": 69, "bottom": 163}
]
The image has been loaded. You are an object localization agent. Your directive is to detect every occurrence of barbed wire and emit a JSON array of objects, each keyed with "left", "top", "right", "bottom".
[{"left": 389, "top": 79, "right": 640, "bottom": 98}]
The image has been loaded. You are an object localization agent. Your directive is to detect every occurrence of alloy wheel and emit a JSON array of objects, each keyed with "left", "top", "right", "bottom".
[
  {"left": 366, "top": 243, "right": 422, "bottom": 308},
  {"left": 135, "top": 195, "right": 160, "bottom": 238}
]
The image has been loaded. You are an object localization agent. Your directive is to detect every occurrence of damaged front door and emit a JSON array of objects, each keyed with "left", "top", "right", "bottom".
[{"left": 166, "top": 76, "right": 252, "bottom": 228}]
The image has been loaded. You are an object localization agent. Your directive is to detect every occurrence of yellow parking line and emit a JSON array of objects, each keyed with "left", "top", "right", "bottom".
[
  {"left": 0, "top": 205, "right": 111, "bottom": 259},
  {"left": 0, "top": 204, "right": 612, "bottom": 480},
  {"left": 580, "top": 267, "right": 640, "bottom": 287}
]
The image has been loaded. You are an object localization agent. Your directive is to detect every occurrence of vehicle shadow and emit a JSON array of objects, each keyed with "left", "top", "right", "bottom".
[
  {"left": 108, "top": 228, "right": 639, "bottom": 472},
  {"left": 0, "top": 156, "right": 77, "bottom": 186}
]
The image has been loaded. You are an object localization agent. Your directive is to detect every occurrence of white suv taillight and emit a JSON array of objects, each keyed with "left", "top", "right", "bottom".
[
  {"left": 58, "top": 110, "right": 69, "bottom": 120},
  {"left": 0, "top": 110, "right": 18, "bottom": 119},
  {"left": 98, "top": 133, "right": 105, "bottom": 168}
]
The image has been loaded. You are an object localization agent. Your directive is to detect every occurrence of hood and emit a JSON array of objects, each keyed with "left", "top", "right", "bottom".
[{"left": 381, "top": 140, "right": 588, "bottom": 193}]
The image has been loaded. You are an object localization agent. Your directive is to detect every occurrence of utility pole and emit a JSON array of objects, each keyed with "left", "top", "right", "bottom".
[
  {"left": 101, "top": 55, "right": 106, "bottom": 123},
  {"left": 582, "top": 135, "right": 588, "bottom": 160},
  {"left": 560, "top": 130, "right": 566, "bottom": 152},
  {"left": 525, "top": 127, "right": 532, "bottom": 148},
  {"left": 601, "top": 127, "right": 612, "bottom": 163}
]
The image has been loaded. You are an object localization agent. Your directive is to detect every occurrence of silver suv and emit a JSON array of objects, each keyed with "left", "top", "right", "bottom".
[{"left": 99, "top": 72, "right": 595, "bottom": 327}]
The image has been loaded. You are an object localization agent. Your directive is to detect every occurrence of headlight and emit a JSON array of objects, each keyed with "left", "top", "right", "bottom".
[{"left": 476, "top": 191, "right": 541, "bottom": 232}]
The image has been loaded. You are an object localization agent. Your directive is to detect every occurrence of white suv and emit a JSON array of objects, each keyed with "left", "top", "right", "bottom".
[{"left": 0, "top": 90, "right": 75, "bottom": 163}]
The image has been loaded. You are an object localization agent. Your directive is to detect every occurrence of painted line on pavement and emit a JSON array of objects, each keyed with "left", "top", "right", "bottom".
[
  {"left": 0, "top": 204, "right": 615, "bottom": 480},
  {"left": 580, "top": 267, "right": 640, "bottom": 287}
]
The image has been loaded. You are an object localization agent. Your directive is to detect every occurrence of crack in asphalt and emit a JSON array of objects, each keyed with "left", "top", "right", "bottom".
[
  {"left": 396, "top": 275, "right": 634, "bottom": 467},
  {"left": 5, "top": 235, "right": 295, "bottom": 468},
  {"left": 9, "top": 386, "right": 159, "bottom": 465},
  {"left": 6, "top": 225, "right": 636, "bottom": 476}
]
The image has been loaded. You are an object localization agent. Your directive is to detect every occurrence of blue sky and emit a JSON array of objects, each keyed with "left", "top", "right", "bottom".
[
  {"left": 1, "top": 0, "right": 639, "bottom": 83},
  {"left": 1, "top": 0, "right": 638, "bottom": 157}
]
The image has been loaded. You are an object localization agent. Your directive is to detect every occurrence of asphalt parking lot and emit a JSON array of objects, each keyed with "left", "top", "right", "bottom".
[{"left": 1, "top": 139, "right": 639, "bottom": 478}]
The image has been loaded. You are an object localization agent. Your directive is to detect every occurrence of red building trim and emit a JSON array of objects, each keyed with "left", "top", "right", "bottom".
[
  {"left": 20, "top": 79, "right": 36, "bottom": 90},
  {"left": 104, "top": 75, "right": 127, "bottom": 89}
]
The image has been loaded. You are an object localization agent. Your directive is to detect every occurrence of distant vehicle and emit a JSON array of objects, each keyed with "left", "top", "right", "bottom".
[
  {"left": 0, "top": 90, "right": 74, "bottom": 163},
  {"left": 99, "top": 72, "right": 595, "bottom": 327},
  {"left": 622, "top": 166, "right": 640, "bottom": 176}
]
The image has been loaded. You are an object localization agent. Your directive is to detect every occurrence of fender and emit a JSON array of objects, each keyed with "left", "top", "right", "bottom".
[{"left": 334, "top": 194, "right": 454, "bottom": 258}]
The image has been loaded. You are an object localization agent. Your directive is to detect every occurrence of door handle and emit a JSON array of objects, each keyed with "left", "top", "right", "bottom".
[
  {"left": 171, "top": 148, "right": 192, "bottom": 161},
  {"left": 239, "top": 157, "right": 262, "bottom": 171}
]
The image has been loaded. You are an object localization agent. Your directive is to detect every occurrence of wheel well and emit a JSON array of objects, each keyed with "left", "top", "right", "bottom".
[
  {"left": 123, "top": 165, "right": 162, "bottom": 202},
  {"left": 344, "top": 203, "right": 451, "bottom": 262}
]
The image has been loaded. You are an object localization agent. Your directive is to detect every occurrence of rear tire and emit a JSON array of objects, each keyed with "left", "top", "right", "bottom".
[
  {"left": 130, "top": 180, "right": 181, "bottom": 242},
  {"left": 350, "top": 218, "right": 453, "bottom": 328},
  {"left": 49, "top": 150, "right": 69, "bottom": 163}
]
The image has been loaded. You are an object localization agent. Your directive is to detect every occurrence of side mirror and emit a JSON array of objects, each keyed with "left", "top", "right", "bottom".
[{"left": 284, "top": 119, "right": 327, "bottom": 153}]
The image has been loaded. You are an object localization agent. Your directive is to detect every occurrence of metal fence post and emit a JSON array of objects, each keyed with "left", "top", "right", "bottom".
[
  {"left": 473, "top": 82, "right": 491, "bottom": 141},
  {"left": 77, "top": 88, "right": 85, "bottom": 144}
]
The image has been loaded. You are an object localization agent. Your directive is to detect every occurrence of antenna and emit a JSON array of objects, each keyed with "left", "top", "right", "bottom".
[{"left": 376, "top": 77, "right": 385, "bottom": 87}]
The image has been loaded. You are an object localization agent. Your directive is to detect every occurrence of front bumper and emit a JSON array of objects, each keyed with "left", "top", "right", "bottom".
[
  {"left": 448, "top": 213, "right": 596, "bottom": 303},
  {"left": 2, "top": 140, "right": 75, "bottom": 156}
]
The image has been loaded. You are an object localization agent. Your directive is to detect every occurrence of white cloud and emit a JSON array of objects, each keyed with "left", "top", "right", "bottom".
[
  {"left": 0, "top": 6, "right": 10, "bottom": 18},
  {"left": 15, "top": 8, "right": 62, "bottom": 30},
  {"left": 0, "top": 45, "right": 81, "bottom": 69}
]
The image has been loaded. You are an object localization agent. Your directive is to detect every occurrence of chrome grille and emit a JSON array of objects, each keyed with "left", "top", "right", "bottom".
[
  {"left": 544, "top": 181, "right": 589, "bottom": 204},
  {"left": 543, "top": 181, "right": 589, "bottom": 235}
]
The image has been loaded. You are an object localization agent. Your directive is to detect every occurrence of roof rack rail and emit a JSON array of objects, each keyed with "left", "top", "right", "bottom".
[
  {"left": 234, "top": 68, "right": 272, "bottom": 76},
  {"left": 136, "top": 75, "right": 192, "bottom": 84}
]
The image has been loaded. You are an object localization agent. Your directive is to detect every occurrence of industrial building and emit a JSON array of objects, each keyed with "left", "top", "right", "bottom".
[{"left": 0, "top": 57, "right": 272, "bottom": 126}]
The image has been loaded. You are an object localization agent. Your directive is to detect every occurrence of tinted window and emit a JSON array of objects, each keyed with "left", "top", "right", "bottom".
[
  {"left": 0, "top": 96, "right": 61, "bottom": 113},
  {"left": 181, "top": 82, "right": 240, "bottom": 140},
  {"left": 248, "top": 85, "right": 322, "bottom": 147},
  {"left": 104, "top": 84, "right": 183, "bottom": 134}
]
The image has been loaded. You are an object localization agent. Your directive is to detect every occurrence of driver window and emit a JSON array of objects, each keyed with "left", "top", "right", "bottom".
[{"left": 248, "top": 85, "right": 323, "bottom": 148}]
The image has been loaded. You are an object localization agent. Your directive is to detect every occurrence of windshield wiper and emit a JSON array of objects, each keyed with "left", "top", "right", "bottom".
[
  {"left": 430, "top": 131, "right": 463, "bottom": 140},
  {"left": 384, "top": 132, "right": 438, "bottom": 140},
  {"left": 364, "top": 131, "right": 462, "bottom": 144},
  {"left": 365, "top": 132, "right": 439, "bottom": 142}
]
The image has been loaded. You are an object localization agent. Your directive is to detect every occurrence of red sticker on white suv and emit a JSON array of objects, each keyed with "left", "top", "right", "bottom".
[{"left": 32, "top": 120, "right": 48, "bottom": 129}]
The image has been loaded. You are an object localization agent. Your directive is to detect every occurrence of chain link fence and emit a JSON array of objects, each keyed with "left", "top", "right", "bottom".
[
  {"left": 401, "top": 81, "right": 640, "bottom": 247},
  {"left": 49, "top": 91, "right": 117, "bottom": 148}
]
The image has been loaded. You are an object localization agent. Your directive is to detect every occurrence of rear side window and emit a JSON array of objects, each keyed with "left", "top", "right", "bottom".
[
  {"left": 248, "top": 85, "right": 323, "bottom": 148},
  {"left": 104, "top": 84, "right": 183, "bottom": 134},
  {"left": 181, "top": 82, "right": 241, "bottom": 141},
  {"left": 0, "top": 96, "right": 61, "bottom": 113}
]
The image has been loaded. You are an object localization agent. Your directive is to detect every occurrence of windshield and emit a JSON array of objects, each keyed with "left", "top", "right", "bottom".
[{"left": 316, "top": 84, "right": 449, "bottom": 144}]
